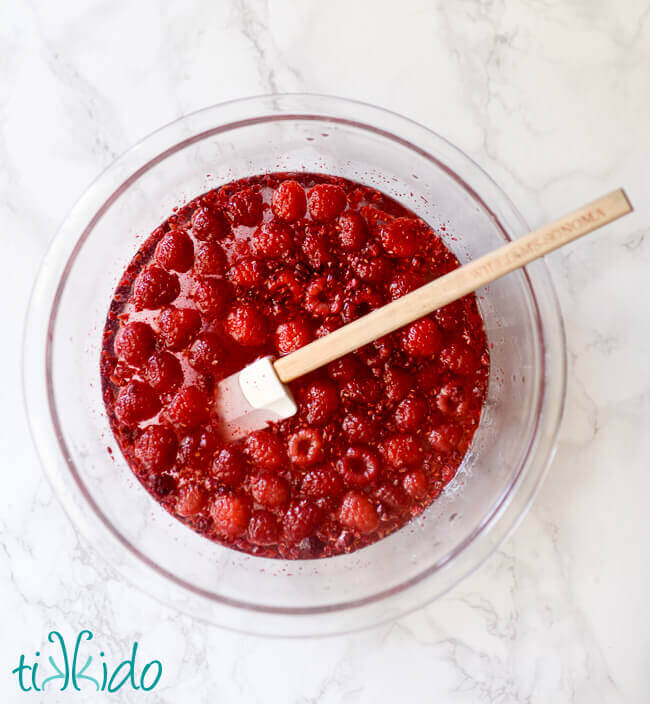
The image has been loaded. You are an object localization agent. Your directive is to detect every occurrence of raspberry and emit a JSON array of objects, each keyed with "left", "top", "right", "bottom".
[
  {"left": 394, "top": 395, "right": 428, "bottom": 432},
  {"left": 227, "top": 259, "right": 265, "bottom": 289},
  {"left": 338, "top": 491, "right": 378, "bottom": 534},
  {"left": 402, "top": 469, "right": 428, "bottom": 499},
  {"left": 252, "top": 220, "right": 295, "bottom": 259},
  {"left": 227, "top": 187, "right": 263, "bottom": 227},
  {"left": 379, "top": 217, "right": 419, "bottom": 258},
  {"left": 308, "top": 184, "right": 347, "bottom": 222},
  {"left": 341, "top": 287, "right": 383, "bottom": 323},
  {"left": 165, "top": 385, "right": 210, "bottom": 430},
  {"left": 341, "top": 413, "right": 377, "bottom": 443},
  {"left": 374, "top": 482, "right": 410, "bottom": 513},
  {"left": 191, "top": 204, "right": 229, "bottom": 241},
  {"left": 150, "top": 472, "right": 177, "bottom": 498},
  {"left": 301, "top": 230, "right": 332, "bottom": 268},
  {"left": 225, "top": 303, "right": 267, "bottom": 346},
  {"left": 114, "top": 380, "right": 160, "bottom": 426},
  {"left": 428, "top": 423, "right": 463, "bottom": 454},
  {"left": 401, "top": 318, "right": 442, "bottom": 358},
  {"left": 341, "top": 376, "right": 381, "bottom": 406},
  {"left": 132, "top": 265, "right": 180, "bottom": 310},
  {"left": 351, "top": 255, "right": 391, "bottom": 283},
  {"left": 268, "top": 270, "right": 303, "bottom": 305},
  {"left": 436, "top": 382, "right": 470, "bottom": 417},
  {"left": 282, "top": 499, "right": 322, "bottom": 542},
  {"left": 211, "top": 493, "right": 251, "bottom": 538},
  {"left": 301, "top": 467, "right": 345, "bottom": 500},
  {"left": 211, "top": 447, "right": 246, "bottom": 487},
  {"left": 357, "top": 336, "right": 393, "bottom": 369},
  {"left": 336, "top": 446, "right": 381, "bottom": 487},
  {"left": 176, "top": 484, "right": 208, "bottom": 516},
  {"left": 143, "top": 351, "right": 183, "bottom": 394},
  {"left": 434, "top": 301, "right": 465, "bottom": 331},
  {"left": 177, "top": 424, "right": 220, "bottom": 470},
  {"left": 154, "top": 230, "right": 194, "bottom": 272},
  {"left": 275, "top": 319, "right": 312, "bottom": 355},
  {"left": 382, "top": 434, "right": 422, "bottom": 468},
  {"left": 287, "top": 428, "right": 323, "bottom": 466},
  {"left": 327, "top": 355, "right": 361, "bottom": 383},
  {"left": 194, "top": 242, "right": 227, "bottom": 276},
  {"left": 250, "top": 472, "right": 290, "bottom": 509},
  {"left": 134, "top": 424, "right": 178, "bottom": 474},
  {"left": 304, "top": 276, "right": 341, "bottom": 317},
  {"left": 439, "top": 343, "right": 477, "bottom": 376},
  {"left": 245, "top": 429, "right": 286, "bottom": 471},
  {"left": 336, "top": 211, "right": 368, "bottom": 252},
  {"left": 192, "top": 278, "right": 231, "bottom": 319},
  {"left": 157, "top": 306, "right": 201, "bottom": 351},
  {"left": 383, "top": 367, "right": 412, "bottom": 403},
  {"left": 388, "top": 271, "right": 426, "bottom": 300},
  {"left": 416, "top": 363, "right": 439, "bottom": 392},
  {"left": 272, "top": 180, "right": 307, "bottom": 222},
  {"left": 114, "top": 322, "right": 155, "bottom": 366},
  {"left": 314, "top": 318, "right": 341, "bottom": 338},
  {"left": 188, "top": 332, "right": 226, "bottom": 374},
  {"left": 302, "top": 379, "right": 339, "bottom": 426},
  {"left": 248, "top": 510, "right": 280, "bottom": 545}
]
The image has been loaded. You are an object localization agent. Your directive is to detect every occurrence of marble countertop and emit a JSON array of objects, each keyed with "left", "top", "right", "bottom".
[{"left": 2, "top": 0, "right": 649, "bottom": 701}]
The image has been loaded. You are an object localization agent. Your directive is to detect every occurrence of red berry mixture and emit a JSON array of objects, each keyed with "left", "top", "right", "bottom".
[{"left": 101, "top": 173, "right": 489, "bottom": 559}]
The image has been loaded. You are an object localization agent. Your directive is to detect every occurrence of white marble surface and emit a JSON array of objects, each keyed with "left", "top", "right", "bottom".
[{"left": 2, "top": 0, "right": 650, "bottom": 701}]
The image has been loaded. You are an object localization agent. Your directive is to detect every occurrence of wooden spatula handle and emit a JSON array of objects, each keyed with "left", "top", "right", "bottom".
[{"left": 273, "top": 188, "right": 632, "bottom": 383}]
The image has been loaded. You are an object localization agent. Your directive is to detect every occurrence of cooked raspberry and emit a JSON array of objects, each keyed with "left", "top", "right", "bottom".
[
  {"left": 211, "top": 447, "right": 246, "bottom": 487},
  {"left": 177, "top": 424, "right": 220, "bottom": 469},
  {"left": 383, "top": 367, "right": 412, "bottom": 403},
  {"left": 268, "top": 270, "right": 303, "bottom": 305},
  {"left": 271, "top": 180, "right": 307, "bottom": 222},
  {"left": 308, "top": 184, "right": 347, "bottom": 222},
  {"left": 341, "top": 287, "right": 384, "bottom": 323},
  {"left": 401, "top": 318, "right": 442, "bottom": 357},
  {"left": 341, "top": 376, "right": 381, "bottom": 406},
  {"left": 252, "top": 220, "right": 295, "bottom": 259},
  {"left": 188, "top": 332, "right": 226, "bottom": 374},
  {"left": 374, "top": 482, "right": 410, "bottom": 512},
  {"left": 114, "top": 380, "right": 160, "bottom": 426},
  {"left": 287, "top": 428, "right": 323, "bottom": 466},
  {"left": 157, "top": 306, "right": 201, "bottom": 351},
  {"left": 351, "top": 255, "right": 391, "bottom": 283},
  {"left": 176, "top": 484, "right": 208, "bottom": 517},
  {"left": 282, "top": 499, "right": 322, "bottom": 542},
  {"left": 338, "top": 491, "right": 378, "bottom": 534},
  {"left": 250, "top": 472, "right": 290, "bottom": 509},
  {"left": 388, "top": 271, "right": 426, "bottom": 300},
  {"left": 275, "top": 318, "right": 312, "bottom": 355},
  {"left": 143, "top": 351, "right": 183, "bottom": 394},
  {"left": 336, "top": 446, "right": 381, "bottom": 487},
  {"left": 428, "top": 423, "right": 463, "bottom": 454},
  {"left": 191, "top": 204, "right": 229, "bottom": 241},
  {"left": 134, "top": 424, "right": 178, "bottom": 474},
  {"left": 301, "top": 467, "right": 345, "bottom": 500},
  {"left": 436, "top": 382, "right": 471, "bottom": 417},
  {"left": 394, "top": 395, "right": 428, "bottom": 432},
  {"left": 402, "top": 469, "right": 428, "bottom": 499},
  {"left": 327, "top": 355, "right": 361, "bottom": 383},
  {"left": 227, "top": 259, "right": 265, "bottom": 289},
  {"left": 314, "top": 318, "right": 341, "bottom": 338},
  {"left": 211, "top": 493, "right": 251, "bottom": 538},
  {"left": 416, "top": 362, "right": 439, "bottom": 392},
  {"left": 301, "top": 230, "right": 332, "bottom": 268},
  {"left": 442, "top": 464, "right": 457, "bottom": 483},
  {"left": 382, "top": 433, "right": 422, "bottom": 468},
  {"left": 357, "top": 336, "right": 393, "bottom": 369},
  {"left": 434, "top": 301, "right": 465, "bottom": 331},
  {"left": 225, "top": 303, "right": 267, "bottom": 346},
  {"left": 248, "top": 510, "right": 280, "bottom": 545},
  {"left": 245, "top": 429, "right": 286, "bottom": 471},
  {"left": 150, "top": 472, "right": 177, "bottom": 498},
  {"left": 114, "top": 322, "right": 155, "bottom": 366},
  {"left": 336, "top": 211, "right": 367, "bottom": 252},
  {"left": 379, "top": 217, "right": 419, "bottom": 258},
  {"left": 302, "top": 379, "right": 338, "bottom": 426},
  {"left": 132, "top": 265, "right": 180, "bottom": 310},
  {"left": 439, "top": 343, "right": 477, "bottom": 376},
  {"left": 165, "top": 385, "right": 210, "bottom": 430},
  {"left": 304, "top": 276, "right": 341, "bottom": 317},
  {"left": 341, "top": 413, "right": 377, "bottom": 443},
  {"left": 226, "top": 187, "right": 263, "bottom": 227},
  {"left": 191, "top": 278, "right": 232, "bottom": 319},
  {"left": 194, "top": 242, "right": 227, "bottom": 276},
  {"left": 154, "top": 230, "right": 194, "bottom": 272}
]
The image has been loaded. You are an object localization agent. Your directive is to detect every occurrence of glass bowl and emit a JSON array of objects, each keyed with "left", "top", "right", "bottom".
[{"left": 23, "top": 94, "right": 566, "bottom": 636}]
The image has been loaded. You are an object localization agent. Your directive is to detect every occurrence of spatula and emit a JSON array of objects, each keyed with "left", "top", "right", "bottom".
[{"left": 215, "top": 188, "right": 632, "bottom": 439}]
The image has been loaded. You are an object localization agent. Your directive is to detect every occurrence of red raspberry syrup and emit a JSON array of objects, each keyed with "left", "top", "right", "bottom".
[{"left": 100, "top": 173, "right": 489, "bottom": 559}]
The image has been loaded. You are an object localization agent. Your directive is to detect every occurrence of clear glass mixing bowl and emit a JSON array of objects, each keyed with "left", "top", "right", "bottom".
[{"left": 23, "top": 94, "right": 566, "bottom": 636}]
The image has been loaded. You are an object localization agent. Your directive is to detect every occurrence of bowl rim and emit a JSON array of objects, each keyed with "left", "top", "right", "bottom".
[{"left": 23, "top": 93, "right": 567, "bottom": 636}]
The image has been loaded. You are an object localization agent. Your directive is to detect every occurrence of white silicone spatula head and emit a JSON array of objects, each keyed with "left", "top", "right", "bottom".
[{"left": 215, "top": 189, "right": 632, "bottom": 440}]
